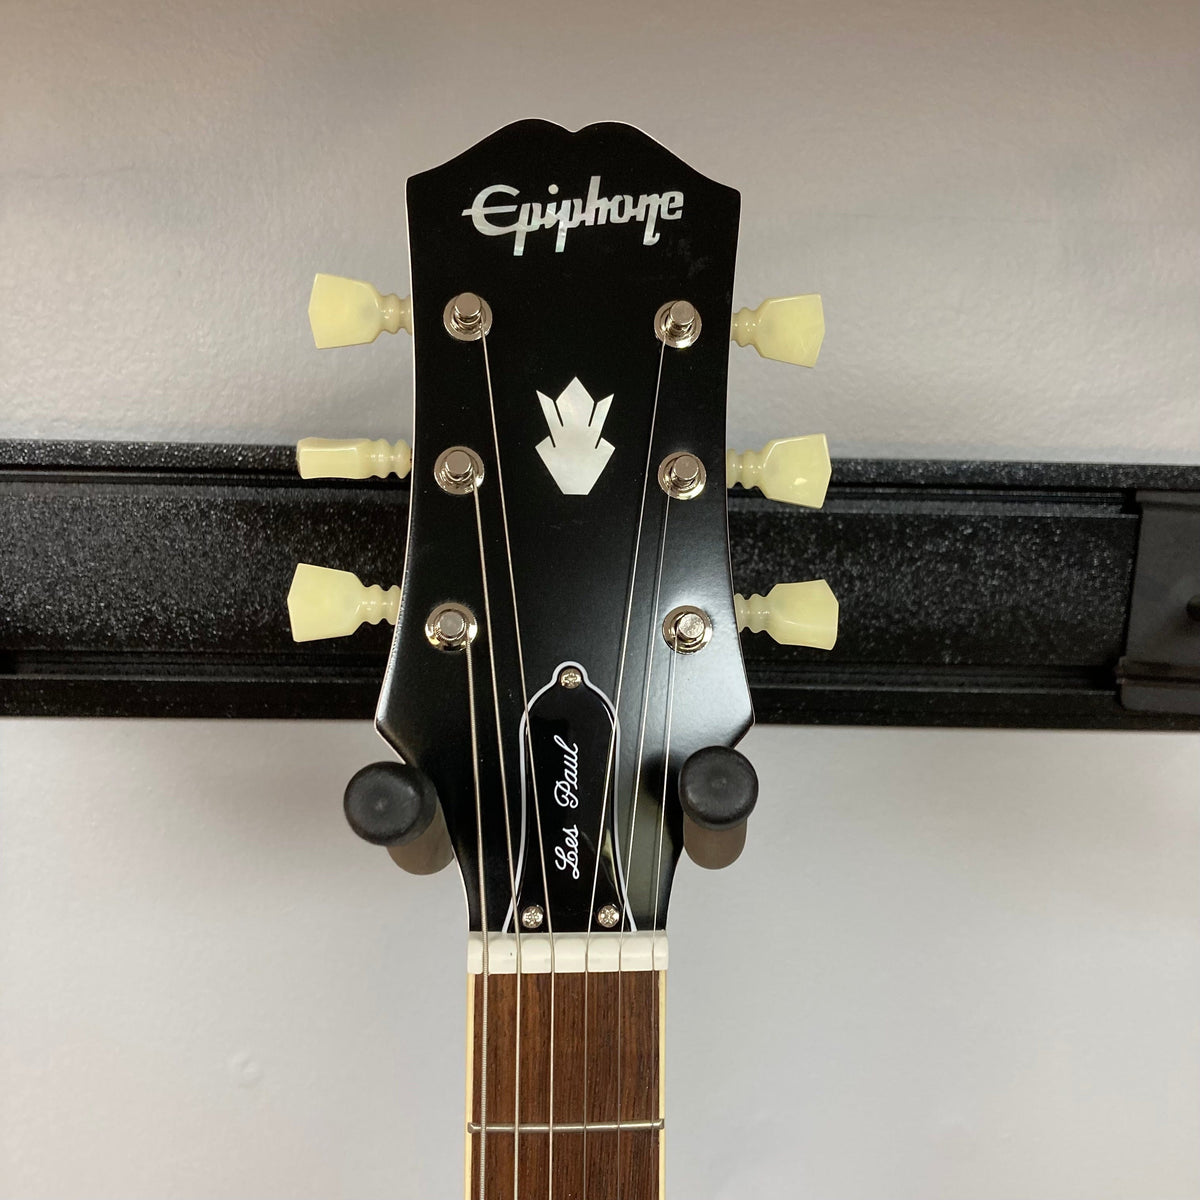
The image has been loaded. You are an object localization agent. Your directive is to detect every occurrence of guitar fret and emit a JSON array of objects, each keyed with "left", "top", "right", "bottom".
[{"left": 467, "top": 1119, "right": 664, "bottom": 1133}]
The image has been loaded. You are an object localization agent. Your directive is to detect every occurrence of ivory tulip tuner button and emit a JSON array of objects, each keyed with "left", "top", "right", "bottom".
[
  {"left": 308, "top": 274, "right": 412, "bottom": 348},
  {"left": 734, "top": 579, "right": 839, "bottom": 650},
  {"left": 296, "top": 437, "right": 412, "bottom": 480},
  {"left": 726, "top": 435, "right": 831, "bottom": 509},
  {"left": 286, "top": 563, "right": 400, "bottom": 642},
  {"left": 731, "top": 294, "right": 825, "bottom": 367}
]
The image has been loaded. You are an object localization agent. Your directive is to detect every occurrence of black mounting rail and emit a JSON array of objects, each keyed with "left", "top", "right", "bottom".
[{"left": 2, "top": 439, "right": 1198, "bottom": 729}]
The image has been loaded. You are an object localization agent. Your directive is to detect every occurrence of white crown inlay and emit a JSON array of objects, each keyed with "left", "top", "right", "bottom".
[{"left": 535, "top": 377, "right": 615, "bottom": 496}]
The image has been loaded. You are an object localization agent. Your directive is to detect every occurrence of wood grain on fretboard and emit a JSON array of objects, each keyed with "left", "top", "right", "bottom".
[{"left": 467, "top": 970, "right": 665, "bottom": 1199}]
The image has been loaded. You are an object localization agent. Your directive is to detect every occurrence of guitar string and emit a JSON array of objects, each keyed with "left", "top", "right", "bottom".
[
  {"left": 471, "top": 482, "right": 524, "bottom": 1199},
  {"left": 615, "top": 489, "right": 672, "bottom": 1197},
  {"left": 648, "top": 629, "right": 680, "bottom": 1181},
  {"left": 479, "top": 331, "right": 560, "bottom": 1195},
  {"left": 466, "top": 641, "right": 489, "bottom": 1200},
  {"left": 581, "top": 337, "right": 667, "bottom": 1199}
]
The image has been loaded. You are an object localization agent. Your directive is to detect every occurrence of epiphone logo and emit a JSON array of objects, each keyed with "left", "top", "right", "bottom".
[{"left": 462, "top": 176, "right": 684, "bottom": 256}]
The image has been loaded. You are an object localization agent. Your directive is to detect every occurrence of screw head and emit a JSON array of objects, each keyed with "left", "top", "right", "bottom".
[
  {"left": 559, "top": 667, "right": 583, "bottom": 689},
  {"left": 521, "top": 904, "right": 545, "bottom": 930},
  {"left": 596, "top": 903, "right": 620, "bottom": 929}
]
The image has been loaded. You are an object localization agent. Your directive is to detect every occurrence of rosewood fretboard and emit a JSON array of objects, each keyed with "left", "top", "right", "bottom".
[{"left": 467, "top": 967, "right": 665, "bottom": 1199}]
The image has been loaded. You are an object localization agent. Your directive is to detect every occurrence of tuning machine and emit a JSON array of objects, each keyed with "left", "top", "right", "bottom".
[
  {"left": 303, "top": 269, "right": 414, "bottom": 476},
  {"left": 308, "top": 274, "right": 412, "bottom": 348},
  {"left": 731, "top": 294, "right": 824, "bottom": 367},
  {"left": 287, "top": 564, "right": 400, "bottom": 642},
  {"left": 295, "top": 437, "right": 411, "bottom": 481},
  {"left": 735, "top": 580, "right": 839, "bottom": 650},
  {"left": 727, "top": 435, "right": 831, "bottom": 509}
]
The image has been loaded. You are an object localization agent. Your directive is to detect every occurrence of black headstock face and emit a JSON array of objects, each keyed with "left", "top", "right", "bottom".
[{"left": 377, "top": 120, "right": 752, "bottom": 934}]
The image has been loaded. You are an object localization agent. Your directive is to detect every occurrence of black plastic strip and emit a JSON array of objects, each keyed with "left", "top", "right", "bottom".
[{"left": 2, "top": 440, "right": 1198, "bottom": 728}]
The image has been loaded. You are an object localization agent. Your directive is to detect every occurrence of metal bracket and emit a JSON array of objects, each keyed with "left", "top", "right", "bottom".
[{"left": 1118, "top": 491, "right": 1200, "bottom": 715}]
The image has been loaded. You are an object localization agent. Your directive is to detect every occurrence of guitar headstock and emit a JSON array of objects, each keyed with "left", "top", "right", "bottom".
[{"left": 290, "top": 120, "right": 837, "bottom": 943}]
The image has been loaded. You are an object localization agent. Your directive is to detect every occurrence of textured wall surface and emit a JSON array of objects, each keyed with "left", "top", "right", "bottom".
[{"left": 1, "top": 1, "right": 1199, "bottom": 1198}]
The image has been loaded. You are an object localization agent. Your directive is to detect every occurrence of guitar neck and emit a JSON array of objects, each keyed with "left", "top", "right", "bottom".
[{"left": 465, "top": 933, "right": 667, "bottom": 1199}]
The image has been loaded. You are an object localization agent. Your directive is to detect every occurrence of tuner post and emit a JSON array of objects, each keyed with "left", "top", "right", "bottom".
[
  {"left": 658, "top": 451, "right": 706, "bottom": 500},
  {"left": 434, "top": 446, "right": 485, "bottom": 495},
  {"left": 663, "top": 605, "right": 713, "bottom": 654},
  {"left": 425, "top": 602, "right": 477, "bottom": 651},
  {"left": 444, "top": 292, "right": 493, "bottom": 341},
  {"left": 655, "top": 299, "right": 702, "bottom": 349}
]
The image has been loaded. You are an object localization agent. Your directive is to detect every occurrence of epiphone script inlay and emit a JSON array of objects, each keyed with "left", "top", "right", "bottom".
[{"left": 462, "top": 175, "right": 685, "bottom": 255}]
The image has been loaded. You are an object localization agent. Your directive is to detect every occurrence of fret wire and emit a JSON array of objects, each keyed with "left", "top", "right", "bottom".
[{"left": 468, "top": 1120, "right": 664, "bottom": 1134}]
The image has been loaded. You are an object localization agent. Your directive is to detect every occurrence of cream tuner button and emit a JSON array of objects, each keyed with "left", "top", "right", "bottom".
[
  {"left": 734, "top": 580, "right": 838, "bottom": 650},
  {"left": 308, "top": 274, "right": 412, "bottom": 348},
  {"left": 296, "top": 437, "right": 411, "bottom": 480},
  {"left": 731, "top": 295, "right": 824, "bottom": 367},
  {"left": 287, "top": 563, "right": 400, "bottom": 642},
  {"left": 726, "top": 435, "right": 831, "bottom": 509}
]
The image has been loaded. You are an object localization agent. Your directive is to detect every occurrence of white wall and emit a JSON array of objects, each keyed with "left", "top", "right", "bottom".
[{"left": 1, "top": 2, "right": 1198, "bottom": 1198}]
